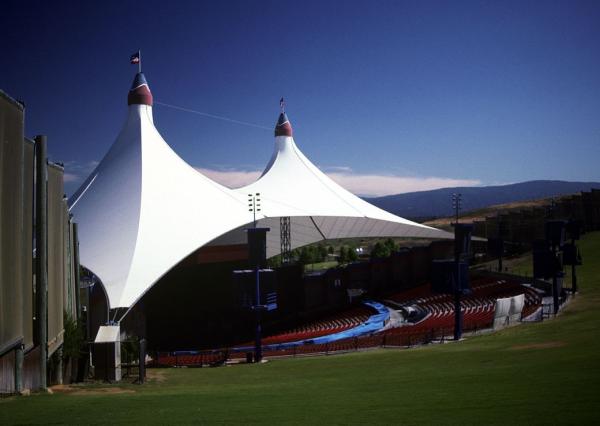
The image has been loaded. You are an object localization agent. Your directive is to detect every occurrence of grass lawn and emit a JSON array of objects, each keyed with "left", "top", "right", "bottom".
[
  {"left": 2, "top": 232, "right": 599, "bottom": 425},
  {"left": 305, "top": 260, "right": 339, "bottom": 272}
]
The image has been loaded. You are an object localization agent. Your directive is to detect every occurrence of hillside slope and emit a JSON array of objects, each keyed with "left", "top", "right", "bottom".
[
  {"left": 2, "top": 232, "right": 599, "bottom": 424},
  {"left": 366, "top": 180, "right": 600, "bottom": 219}
]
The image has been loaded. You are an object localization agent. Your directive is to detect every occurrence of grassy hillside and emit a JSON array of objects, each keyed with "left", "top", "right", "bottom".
[
  {"left": 367, "top": 180, "right": 600, "bottom": 220},
  {"left": 2, "top": 232, "right": 599, "bottom": 425},
  {"left": 423, "top": 196, "right": 557, "bottom": 229}
]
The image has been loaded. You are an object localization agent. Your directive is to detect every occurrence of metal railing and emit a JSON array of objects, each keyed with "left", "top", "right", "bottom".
[{"left": 149, "top": 323, "right": 498, "bottom": 367}]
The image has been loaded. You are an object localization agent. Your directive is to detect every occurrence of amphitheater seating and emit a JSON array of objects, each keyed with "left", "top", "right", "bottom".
[
  {"left": 245, "top": 277, "right": 543, "bottom": 359},
  {"left": 385, "top": 283, "right": 432, "bottom": 303},
  {"left": 258, "top": 305, "right": 375, "bottom": 345},
  {"left": 377, "top": 277, "right": 542, "bottom": 342},
  {"left": 149, "top": 275, "right": 543, "bottom": 366}
]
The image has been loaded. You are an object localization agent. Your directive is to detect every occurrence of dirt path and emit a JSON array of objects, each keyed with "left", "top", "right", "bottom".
[
  {"left": 51, "top": 384, "right": 136, "bottom": 395},
  {"left": 146, "top": 369, "right": 167, "bottom": 383},
  {"left": 508, "top": 341, "right": 566, "bottom": 351}
]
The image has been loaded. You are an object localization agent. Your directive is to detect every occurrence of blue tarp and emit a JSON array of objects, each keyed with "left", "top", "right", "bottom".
[
  {"left": 232, "top": 300, "right": 389, "bottom": 352},
  {"left": 172, "top": 301, "right": 390, "bottom": 356}
]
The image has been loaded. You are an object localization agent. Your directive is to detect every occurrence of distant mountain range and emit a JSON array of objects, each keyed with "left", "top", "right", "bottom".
[{"left": 365, "top": 180, "right": 600, "bottom": 220}]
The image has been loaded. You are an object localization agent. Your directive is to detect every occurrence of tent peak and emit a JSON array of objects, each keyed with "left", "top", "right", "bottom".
[
  {"left": 128, "top": 72, "right": 153, "bottom": 106},
  {"left": 275, "top": 112, "right": 292, "bottom": 137}
]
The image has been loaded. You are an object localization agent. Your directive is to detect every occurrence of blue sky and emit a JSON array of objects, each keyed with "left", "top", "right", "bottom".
[{"left": 2, "top": 0, "right": 599, "bottom": 196}]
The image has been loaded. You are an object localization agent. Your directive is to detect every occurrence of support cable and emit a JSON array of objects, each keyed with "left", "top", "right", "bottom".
[{"left": 154, "top": 101, "right": 272, "bottom": 131}]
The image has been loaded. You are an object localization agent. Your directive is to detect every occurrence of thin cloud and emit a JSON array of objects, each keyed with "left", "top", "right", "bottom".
[
  {"left": 196, "top": 166, "right": 480, "bottom": 196},
  {"left": 323, "top": 165, "right": 353, "bottom": 173},
  {"left": 196, "top": 168, "right": 261, "bottom": 188},
  {"left": 63, "top": 160, "right": 100, "bottom": 197},
  {"left": 62, "top": 160, "right": 99, "bottom": 184},
  {"left": 325, "top": 172, "right": 480, "bottom": 197},
  {"left": 63, "top": 172, "right": 81, "bottom": 183}
]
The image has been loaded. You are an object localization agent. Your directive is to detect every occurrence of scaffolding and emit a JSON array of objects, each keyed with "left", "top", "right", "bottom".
[{"left": 280, "top": 216, "right": 291, "bottom": 264}]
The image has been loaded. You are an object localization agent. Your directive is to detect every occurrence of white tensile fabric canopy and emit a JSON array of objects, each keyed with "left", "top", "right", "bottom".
[
  {"left": 69, "top": 73, "right": 452, "bottom": 309},
  {"left": 214, "top": 112, "right": 453, "bottom": 257},
  {"left": 69, "top": 73, "right": 251, "bottom": 308}
]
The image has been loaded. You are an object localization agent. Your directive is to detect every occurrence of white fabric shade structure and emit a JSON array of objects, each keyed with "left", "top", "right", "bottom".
[
  {"left": 215, "top": 112, "right": 454, "bottom": 257},
  {"left": 69, "top": 73, "right": 251, "bottom": 309},
  {"left": 69, "top": 73, "right": 452, "bottom": 310}
]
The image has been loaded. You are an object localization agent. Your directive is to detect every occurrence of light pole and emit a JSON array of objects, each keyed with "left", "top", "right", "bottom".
[
  {"left": 248, "top": 193, "right": 261, "bottom": 228},
  {"left": 564, "top": 219, "right": 582, "bottom": 294},
  {"left": 247, "top": 193, "right": 267, "bottom": 362},
  {"left": 452, "top": 223, "right": 472, "bottom": 341},
  {"left": 452, "top": 193, "right": 462, "bottom": 224},
  {"left": 497, "top": 220, "right": 506, "bottom": 273}
]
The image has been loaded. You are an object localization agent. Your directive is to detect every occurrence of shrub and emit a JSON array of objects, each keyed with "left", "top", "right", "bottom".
[{"left": 62, "top": 311, "right": 84, "bottom": 360}]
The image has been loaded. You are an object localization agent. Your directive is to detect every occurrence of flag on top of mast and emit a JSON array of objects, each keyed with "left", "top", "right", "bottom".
[{"left": 130, "top": 50, "right": 141, "bottom": 73}]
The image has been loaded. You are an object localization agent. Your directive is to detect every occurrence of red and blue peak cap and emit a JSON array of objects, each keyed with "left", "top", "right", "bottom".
[
  {"left": 127, "top": 72, "right": 153, "bottom": 106},
  {"left": 274, "top": 112, "right": 292, "bottom": 137}
]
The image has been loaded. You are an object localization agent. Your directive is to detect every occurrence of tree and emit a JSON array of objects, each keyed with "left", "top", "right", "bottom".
[
  {"left": 267, "top": 255, "right": 281, "bottom": 268},
  {"left": 347, "top": 246, "right": 358, "bottom": 262},
  {"left": 308, "top": 246, "right": 317, "bottom": 263},
  {"left": 291, "top": 248, "right": 302, "bottom": 263},
  {"left": 371, "top": 241, "right": 389, "bottom": 259},
  {"left": 317, "top": 244, "right": 328, "bottom": 262},
  {"left": 298, "top": 247, "right": 308, "bottom": 265},
  {"left": 339, "top": 246, "right": 347, "bottom": 264},
  {"left": 384, "top": 238, "right": 397, "bottom": 253},
  {"left": 298, "top": 246, "right": 315, "bottom": 265},
  {"left": 62, "top": 311, "right": 84, "bottom": 361}
]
